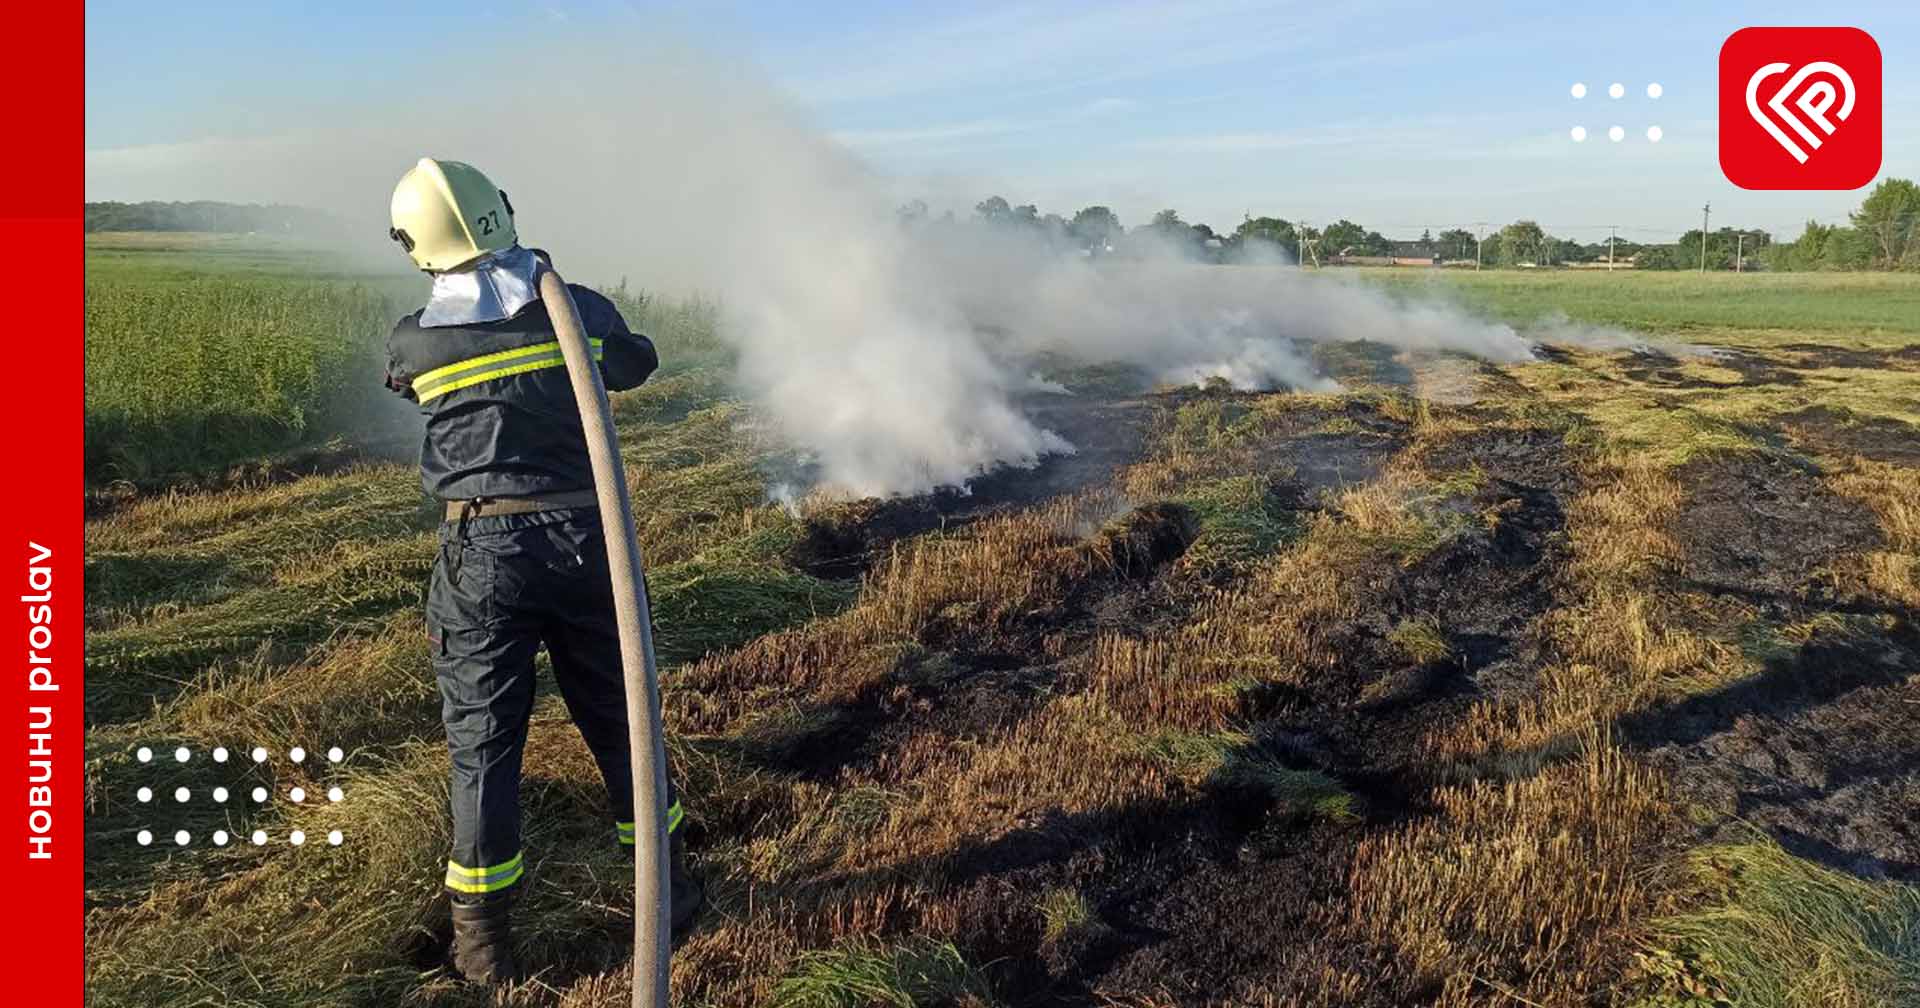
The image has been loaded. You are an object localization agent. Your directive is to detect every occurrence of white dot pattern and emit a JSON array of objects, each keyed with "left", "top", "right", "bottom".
[
  {"left": 1567, "top": 82, "right": 1665, "bottom": 142},
  {"left": 129, "top": 744, "right": 356, "bottom": 850}
]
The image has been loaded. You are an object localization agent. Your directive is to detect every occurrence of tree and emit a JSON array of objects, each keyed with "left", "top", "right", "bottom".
[
  {"left": 1763, "top": 220, "right": 1832, "bottom": 271},
  {"left": 1040, "top": 213, "right": 1069, "bottom": 248},
  {"left": 974, "top": 195, "right": 1012, "bottom": 222},
  {"left": 1669, "top": 227, "right": 1773, "bottom": 270},
  {"left": 1549, "top": 237, "right": 1587, "bottom": 264},
  {"left": 1234, "top": 216, "right": 1297, "bottom": 249},
  {"left": 1436, "top": 228, "right": 1476, "bottom": 262},
  {"left": 1321, "top": 219, "right": 1381, "bottom": 256},
  {"left": 1068, "top": 205, "right": 1123, "bottom": 255},
  {"left": 83, "top": 200, "right": 341, "bottom": 235},
  {"left": 1820, "top": 226, "right": 1874, "bottom": 270},
  {"left": 1498, "top": 220, "right": 1545, "bottom": 266},
  {"left": 1635, "top": 244, "right": 1683, "bottom": 269},
  {"left": 1134, "top": 209, "right": 1206, "bottom": 258},
  {"left": 1850, "top": 177, "right": 1920, "bottom": 268}
]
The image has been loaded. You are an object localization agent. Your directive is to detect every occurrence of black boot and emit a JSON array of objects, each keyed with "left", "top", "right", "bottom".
[
  {"left": 450, "top": 895, "right": 520, "bottom": 985},
  {"left": 630, "top": 832, "right": 706, "bottom": 939},
  {"left": 669, "top": 832, "right": 706, "bottom": 938}
]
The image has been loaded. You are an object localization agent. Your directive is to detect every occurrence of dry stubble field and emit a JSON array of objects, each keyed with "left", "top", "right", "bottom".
[{"left": 83, "top": 247, "right": 1920, "bottom": 1007}]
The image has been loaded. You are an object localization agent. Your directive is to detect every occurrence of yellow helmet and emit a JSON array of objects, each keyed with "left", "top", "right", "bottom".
[{"left": 388, "top": 158, "right": 518, "bottom": 272}]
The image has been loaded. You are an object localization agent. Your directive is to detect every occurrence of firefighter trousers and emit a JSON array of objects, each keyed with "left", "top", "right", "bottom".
[{"left": 426, "top": 506, "right": 682, "bottom": 902}]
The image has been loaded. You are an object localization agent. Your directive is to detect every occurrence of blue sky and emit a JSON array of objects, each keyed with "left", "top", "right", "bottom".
[{"left": 86, "top": 1, "right": 1918, "bottom": 245}]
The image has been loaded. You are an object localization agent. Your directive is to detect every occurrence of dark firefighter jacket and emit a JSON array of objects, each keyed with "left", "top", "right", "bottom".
[{"left": 384, "top": 284, "right": 658, "bottom": 500}]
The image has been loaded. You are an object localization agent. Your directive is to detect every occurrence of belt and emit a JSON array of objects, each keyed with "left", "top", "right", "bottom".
[{"left": 443, "top": 491, "right": 599, "bottom": 522}]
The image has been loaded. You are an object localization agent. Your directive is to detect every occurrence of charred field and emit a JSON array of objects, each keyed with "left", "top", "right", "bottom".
[{"left": 81, "top": 256, "right": 1920, "bottom": 1008}]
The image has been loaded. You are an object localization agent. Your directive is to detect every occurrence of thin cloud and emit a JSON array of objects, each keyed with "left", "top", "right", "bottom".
[
  {"left": 776, "top": 0, "right": 1374, "bottom": 106},
  {"left": 833, "top": 119, "right": 1029, "bottom": 149},
  {"left": 832, "top": 97, "right": 1143, "bottom": 154},
  {"left": 1137, "top": 120, "right": 1459, "bottom": 154}
]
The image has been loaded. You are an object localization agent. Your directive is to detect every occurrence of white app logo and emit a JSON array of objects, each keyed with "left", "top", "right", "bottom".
[{"left": 1745, "top": 61, "right": 1856, "bottom": 163}]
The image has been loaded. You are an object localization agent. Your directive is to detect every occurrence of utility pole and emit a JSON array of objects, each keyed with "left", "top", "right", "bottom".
[
  {"left": 1608, "top": 225, "right": 1617, "bottom": 272},
  {"left": 1700, "top": 202, "right": 1711, "bottom": 273},
  {"left": 1473, "top": 220, "right": 1486, "bottom": 270},
  {"left": 1735, "top": 231, "right": 1745, "bottom": 273}
]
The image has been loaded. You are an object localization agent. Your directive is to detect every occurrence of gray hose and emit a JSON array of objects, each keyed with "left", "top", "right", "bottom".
[{"left": 539, "top": 268, "right": 670, "bottom": 1007}]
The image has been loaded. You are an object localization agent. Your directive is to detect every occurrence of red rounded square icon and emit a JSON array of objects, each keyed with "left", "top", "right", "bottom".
[{"left": 1720, "top": 27, "right": 1880, "bottom": 190}]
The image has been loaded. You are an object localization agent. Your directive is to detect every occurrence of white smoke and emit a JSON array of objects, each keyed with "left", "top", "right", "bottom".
[{"left": 87, "top": 30, "right": 1547, "bottom": 498}]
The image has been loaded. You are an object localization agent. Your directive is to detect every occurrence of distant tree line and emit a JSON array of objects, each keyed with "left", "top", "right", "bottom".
[
  {"left": 905, "top": 176, "right": 1919, "bottom": 272},
  {"left": 85, "top": 201, "right": 344, "bottom": 235}
]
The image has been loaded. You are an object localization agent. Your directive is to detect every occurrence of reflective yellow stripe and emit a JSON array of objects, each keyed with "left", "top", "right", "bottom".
[
  {"left": 444, "top": 851, "right": 525, "bottom": 894},
  {"left": 414, "top": 338, "right": 597, "bottom": 386},
  {"left": 412, "top": 339, "right": 603, "bottom": 402},
  {"left": 615, "top": 803, "right": 684, "bottom": 845}
]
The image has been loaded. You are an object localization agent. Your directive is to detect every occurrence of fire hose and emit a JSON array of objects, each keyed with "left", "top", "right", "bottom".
[{"left": 539, "top": 268, "right": 671, "bottom": 1007}]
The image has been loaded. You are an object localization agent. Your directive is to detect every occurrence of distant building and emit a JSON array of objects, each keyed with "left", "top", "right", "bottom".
[
  {"left": 1329, "top": 241, "right": 1439, "bottom": 267},
  {"left": 1387, "top": 241, "right": 1441, "bottom": 263}
]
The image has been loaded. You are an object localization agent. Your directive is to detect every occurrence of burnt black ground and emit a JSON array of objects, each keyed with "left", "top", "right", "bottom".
[
  {"left": 1631, "top": 448, "right": 1920, "bottom": 883},
  {"left": 757, "top": 371, "right": 1920, "bottom": 1004},
  {"left": 1776, "top": 405, "right": 1920, "bottom": 466},
  {"left": 756, "top": 394, "right": 1597, "bottom": 1005},
  {"left": 1669, "top": 452, "right": 1886, "bottom": 601}
]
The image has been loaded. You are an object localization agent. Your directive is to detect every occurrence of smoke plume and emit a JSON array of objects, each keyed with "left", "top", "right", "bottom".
[{"left": 88, "top": 30, "right": 1551, "bottom": 498}]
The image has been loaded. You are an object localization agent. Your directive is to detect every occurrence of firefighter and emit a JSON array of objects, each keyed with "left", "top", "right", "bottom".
[{"left": 383, "top": 158, "right": 702, "bottom": 984}]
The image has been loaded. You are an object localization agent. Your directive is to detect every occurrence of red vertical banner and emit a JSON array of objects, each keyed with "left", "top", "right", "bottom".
[{"left": 7, "top": 4, "right": 84, "bottom": 1004}]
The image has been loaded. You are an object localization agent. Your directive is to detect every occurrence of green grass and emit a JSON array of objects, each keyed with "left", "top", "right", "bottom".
[
  {"left": 1036, "top": 888, "right": 1097, "bottom": 944},
  {"left": 1361, "top": 269, "right": 1920, "bottom": 343},
  {"left": 1139, "top": 730, "right": 1355, "bottom": 819},
  {"left": 82, "top": 234, "right": 734, "bottom": 488},
  {"left": 770, "top": 940, "right": 993, "bottom": 1008},
  {"left": 1638, "top": 841, "right": 1920, "bottom": 1008},
  {"left": 84, "top": 268, "right": 400, "bottom": 483},
  {"left": 1388, "top": 617, "right": 1452, "bottom": 664},
  {"left": 1174, "top": 474, "right": 1306, "bottom": 575},
  {"left": 648, "top": 559, "right": 855, "bottom": 664}
]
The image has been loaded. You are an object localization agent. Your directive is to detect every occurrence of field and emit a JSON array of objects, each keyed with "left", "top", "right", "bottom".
[
  {"left": 83, "top": 233, "right": 421, "bottom": 486},
  {"left": 83, "top": 238, "right": 1920, "bottom": 1007}
]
